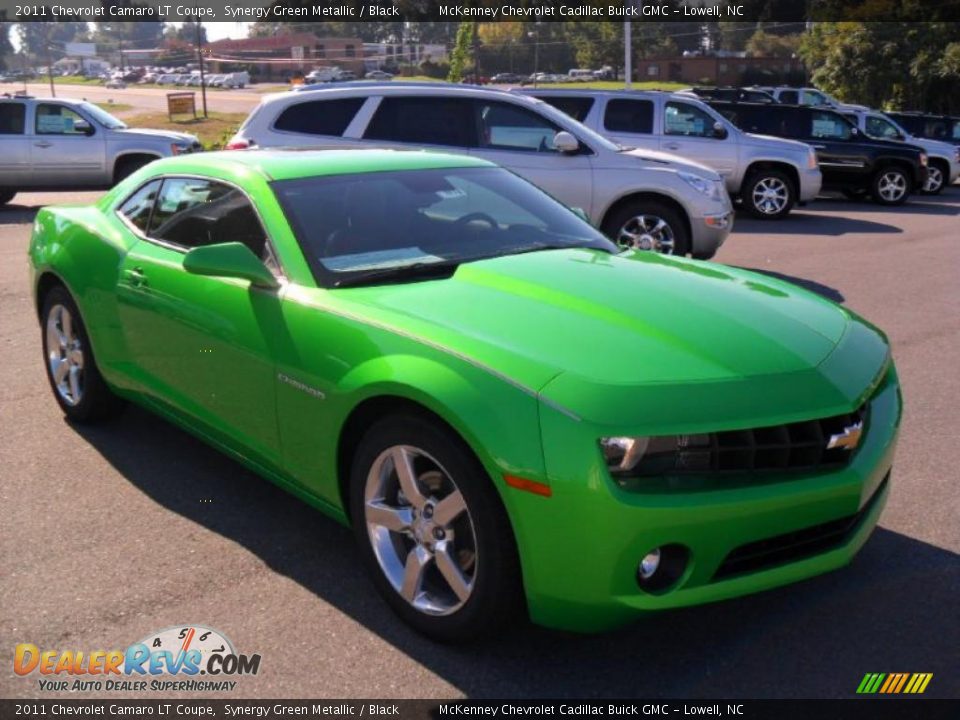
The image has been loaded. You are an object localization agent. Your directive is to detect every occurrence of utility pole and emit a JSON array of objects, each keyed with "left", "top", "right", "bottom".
[
  {"left": 624, "top": 21, "right": 631, "bottom": 89},
  {"left": 195, "top": 19, "right": 208, "bottom": 118},
  {"left": 45, "top": 26, "right": 55, "bottom": 97},
  {"left": 472, "top": 22, "right": 479, "bottom": 84}
]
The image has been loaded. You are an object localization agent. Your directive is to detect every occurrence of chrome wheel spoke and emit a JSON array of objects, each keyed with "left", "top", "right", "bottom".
[
  {"left": 68, "top": 366, "right": 82, "bottom": 401},
  {"left": 400, "top": 546, "right": 431, "bottom": 602},
  {"left": 435, "top": 541, "right": 471, "bottom": 602},
  {"left": 432, "top": 490, "right": 466, "bottom": 527},
  {"left": 61, "top": 309, "right": 74, "bottom": 344},
  {"left": 52, "top": 357, "right": 69, "bottom": 384},
  {"left": 366, "top": 501, "right": 412, "bottom": 533},
  {"left": 392, "top": 447, "right": 427, "bottom": 510}
]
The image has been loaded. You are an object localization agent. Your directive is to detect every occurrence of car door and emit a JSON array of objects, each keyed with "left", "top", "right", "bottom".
[
  {"left": 659, "top": 100, "right": 738, "bottom": 179},
  {"left": 361, "top": 95, "right": 476, "bottom": 152},
  {"left": 803, "top": 110, "right": 867, "bottom": 187},
  {"left": 468, "top": 98, "right": 594, "bottom": 215},
  {"left": 30, "top": 102, "right": 107, "bottom": 186},
  {"left": 0, "top": 101, "right": 30, "bottom": 187},
  {"left": 599, "top": 97, "right": 659, "bottom": 153},
  {"left": 113, "top": 176, "right": 285, "bottom": 467}
]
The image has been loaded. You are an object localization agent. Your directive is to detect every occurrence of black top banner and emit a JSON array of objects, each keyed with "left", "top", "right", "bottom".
[{"left": 2, "top": 0, "right": 960, "bottom": 23}]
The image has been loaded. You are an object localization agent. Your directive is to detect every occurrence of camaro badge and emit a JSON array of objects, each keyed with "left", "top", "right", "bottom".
[{"left": 827, "top": 421, "right": 863, "bottom": 451}]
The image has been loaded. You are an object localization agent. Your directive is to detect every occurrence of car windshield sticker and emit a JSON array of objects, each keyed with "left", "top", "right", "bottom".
[
  {"left": 37, "top": 115, "right": 66, "bottom": 134},
  {"left": 322, "top": 248, "right": 445, "bottom": 272}
]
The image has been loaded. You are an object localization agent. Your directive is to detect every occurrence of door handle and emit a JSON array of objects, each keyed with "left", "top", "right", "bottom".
[
  {"left": 664, "top": 142, "right": 681, "bottom": 150},
  {"left": 810, "top": 144, "right": 827, "bottom": 149},
  {"left": 34, "top": 141, "right": 53, "bottom": 149},
  {"left": 124, "top": 267, "right": 147, "bottom": 288}
]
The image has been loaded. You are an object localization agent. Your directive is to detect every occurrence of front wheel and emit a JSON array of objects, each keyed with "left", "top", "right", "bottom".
[
  {"left": 602, "top": 201, "right": 691, "bottom": 256},
  {"left": 0, "top": 189, "right": 15, "bottom": 206},
  {"left": 350, "top": 414, "right": 524, "bottom": 642},
  {"left": 872, "top": 167, "right": 911, "bottom": 205},
  {"left": 922, "top": 162, "right": 946, "bottom": 195},
  {"left": 741, "top": 170, "right": 795, "bottom": 219},
  {"left": 41, "top": 286, "right": 125, "bottom": 422}
]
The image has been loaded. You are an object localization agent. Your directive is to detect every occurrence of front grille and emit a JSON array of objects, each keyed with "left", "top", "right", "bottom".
[
  {"left": 713, "top": 474, "right": 888, "bottom": 580},
  {"left": 625, "top": 404, "right": 868, "bottom": 477}
]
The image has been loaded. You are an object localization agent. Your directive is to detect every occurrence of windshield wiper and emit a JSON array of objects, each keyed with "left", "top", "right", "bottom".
[{"left": 332, "top": 260, "right": 461, "bottom": 288}]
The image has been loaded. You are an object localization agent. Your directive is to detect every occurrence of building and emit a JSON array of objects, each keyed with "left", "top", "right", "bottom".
[
  {"left": 363, "top": 42, "right": 449, "bottom": 71},
  {"left": 635, "top": 55, "right": 806, "bottom": 86},
  {"left": 206, "top": 33, "right": 365, "bottom": 81}
]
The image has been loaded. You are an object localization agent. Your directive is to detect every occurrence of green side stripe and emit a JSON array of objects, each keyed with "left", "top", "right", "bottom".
[
  {"left": 868, "top": 673, "right": 887, "bottom": 693},
  {"left": 856, "top": 673, "right": 874, "bottom": 693}
]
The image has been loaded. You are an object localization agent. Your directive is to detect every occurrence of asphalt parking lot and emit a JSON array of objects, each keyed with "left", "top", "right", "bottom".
[{"left": 1, "top": 188, "right": 958, "bottom": 700}]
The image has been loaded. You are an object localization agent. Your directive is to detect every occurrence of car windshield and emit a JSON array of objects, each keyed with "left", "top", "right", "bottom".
[
  {"left": 273, "top": 166, "right": 617, "bottom": 288},
  {"left": 80, "top": 102, "right": 126, "bottom": 129}
]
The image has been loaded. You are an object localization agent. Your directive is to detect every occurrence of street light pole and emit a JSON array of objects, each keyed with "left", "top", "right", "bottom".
[
  {"left": 624, "top": 21, "right": 631, "bottom": 90},
  {"left": 195, "top": 19, "right": 208, "bottom": 119}
]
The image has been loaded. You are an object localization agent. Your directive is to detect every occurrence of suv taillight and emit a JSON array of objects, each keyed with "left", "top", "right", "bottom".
[{"left": 225, "top": 139, "right": 252, "bottom": 150}]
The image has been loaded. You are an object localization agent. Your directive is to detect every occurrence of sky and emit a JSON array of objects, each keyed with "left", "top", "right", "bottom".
[{"left": 7, "top": 21, "right": 251, "bottom": 52}]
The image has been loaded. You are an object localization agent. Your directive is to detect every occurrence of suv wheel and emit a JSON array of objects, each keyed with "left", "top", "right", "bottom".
[
  {"left": 0, "top": 189, "right": 15, "bottom": 206},
  {"left": 603, "top": 201, "right": 691, "bottom": 256},
  {"left": 872, "top": 167, "right": 911, "bottom": 205},
  {"left": 350, "top": 414, "right": 524, "bottom": 642},
  {"left": 742, "top": 170, "right": 795, "bottom": 219},
  {"left": 113, "top": 156, "right": 154, "bottom": 185},
  {"left": 922, "top": 162, "right": 946, "bottom": 195}
]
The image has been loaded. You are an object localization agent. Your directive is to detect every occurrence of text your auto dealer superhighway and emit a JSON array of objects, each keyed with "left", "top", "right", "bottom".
[{"left": 439, "top": 705, "right": 736, "bottom": 716}]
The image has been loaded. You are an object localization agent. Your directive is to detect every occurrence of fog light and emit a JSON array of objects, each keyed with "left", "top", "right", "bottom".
[{"left": 639, "top": 549, "right": 661, "bottom": 580}]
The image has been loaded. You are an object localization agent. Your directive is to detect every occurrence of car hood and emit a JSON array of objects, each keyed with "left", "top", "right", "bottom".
[
  {"left": 904, "top": 135, "right": 957, "bottom": 159},
  {"left": 335, "top": 249, "right": 889, "bottom": 426},
  {"left": 110, "top": 127, "right": 200, "bottom": 145},
  {"left": 742, "top": 132, "right": 814, "bottom": 154},
  {"left": 619, "top": 148, "right": 721, "bottom": 179}
]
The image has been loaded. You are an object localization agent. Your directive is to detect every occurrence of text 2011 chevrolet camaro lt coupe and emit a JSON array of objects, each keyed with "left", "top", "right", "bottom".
[{"left": 30, "top": 149, "right": 901, "bottom": 642}]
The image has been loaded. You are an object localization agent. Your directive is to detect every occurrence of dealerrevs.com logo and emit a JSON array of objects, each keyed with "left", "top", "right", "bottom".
[{"left": 14, "top": 625, "right": 261, "bottom": 693}]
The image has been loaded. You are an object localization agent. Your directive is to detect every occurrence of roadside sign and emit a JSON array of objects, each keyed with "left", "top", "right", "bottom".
[{"left": 167, "top": 92, "right": 197, "bottom": 120}]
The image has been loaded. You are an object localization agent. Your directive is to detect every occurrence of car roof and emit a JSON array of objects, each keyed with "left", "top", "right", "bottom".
[
  {"left": 143, "top": 147, "right": 495, "bottom": 182},
  {"left": 270, "top": 81, "right": 540, "bottom": 104},
  {"left": 513, "top": 87, "right": 697, "bottom": 101}
]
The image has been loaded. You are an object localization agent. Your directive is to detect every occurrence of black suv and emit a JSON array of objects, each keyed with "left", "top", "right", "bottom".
[
  {"left": 708, "top": 101, "right": 929, "bottom": 205},
  {"left": 687, "top": 87, "right": 777, "bottom": 103},
  {"left": 887, "top": 112, "right": 960, "bottom": 147}
]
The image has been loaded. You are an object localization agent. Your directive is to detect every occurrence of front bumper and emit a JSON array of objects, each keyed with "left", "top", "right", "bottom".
[
  {"left": 798, "top": 167, "right": 823, "bottom": 202},
  {"left": 509, "top": 364, "right": 901, "bottom": 633},
  {"left": 690, "top": 210, "right": 734, "bottom": 255}
]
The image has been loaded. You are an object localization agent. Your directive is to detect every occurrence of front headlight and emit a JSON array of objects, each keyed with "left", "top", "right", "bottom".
[
  {"left": 601, "top": 434, "right": 713, "bottom": 477},
  {"left": 678, "top": 171, "right": 721, "bottom": 200},
  {"left": 170, "top": 143, "right": 190, "bottom": 155},
  {"left": 807, "top": 147, "right": 819, "bottom": 170}
]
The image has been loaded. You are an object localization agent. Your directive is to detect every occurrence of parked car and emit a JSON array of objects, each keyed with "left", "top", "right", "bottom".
[
  {"left": 29, "top": 148, "right": 901, "bottom": 641},
  {"left": 839, "top": 108, "right": 960, "bottom": 194},
  {"left": 708, "top": 101, "right": 928, "bottom": 205},
  {"left": 748, "top": 86, "right": 869, "bottom": 112},
  {"left": 305, "top": 67, "right": 343, "bottom": 84},
  {"left": 681, "top": 87, "right": 777, "bottom": 104},
  {"left": 524, "top": 89, "right": 820, "bottom": 219},
  {"left": 228, "top": 83, "right": 734, "bottom": 258},
  {"left": 221, "top": 71, "right": 250, "bottom": 89},
  {"left": 490, "top": 73, "right": 524, "bottom": 84},
  {"left": 0, "top": 96, "right": 201, "bottom": 206},
  {"left": 104, "top": 79, "right": 127, "bottom": 90},
  {"left": 365, "top": 70, "right": 394, "bottom": 81},
  {"left": 887, "top": 111, "right": 960, "bottom": 147}
]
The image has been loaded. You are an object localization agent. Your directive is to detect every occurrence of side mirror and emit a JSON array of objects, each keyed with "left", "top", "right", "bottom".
[
  {"left": 712, "top": 121, "right": 728, "bottom": 139},
  {"left": 570, "top": 207, "right": 591, "bottom": 224},
  {"left": 553, "top": 131, "right": 580, "bottom": 154},
  {"left": 183, "top": 242, "right": 279, "bottom": 289}
]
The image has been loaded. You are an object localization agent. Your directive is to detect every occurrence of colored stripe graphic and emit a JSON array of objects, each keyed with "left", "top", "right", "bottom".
[{"left": 858, "top": 673, "right": 932, "bottom": 694}]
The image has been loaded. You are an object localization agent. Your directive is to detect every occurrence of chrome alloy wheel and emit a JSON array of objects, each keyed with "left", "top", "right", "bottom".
[
  {"left": 923, "top": 165, "right": 944, "bottom": 193},
  {"left": 751, "top": 176, "right": 790, "bottom": 215},
  {"left": 616, "top": 215, "right": 676, "bottom": 254},
  {"left": 364, "top": 445, "right": 478, "bottom": 616},
  {"left": 877, "top": 170, "right": 908, "bottom": 202},
  {"left": 46, "top": 304, "right": 84, "bottom": 406}
]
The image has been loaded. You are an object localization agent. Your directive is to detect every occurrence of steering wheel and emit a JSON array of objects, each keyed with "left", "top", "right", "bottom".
[{"left": 454, "top": 212, "right": 498, "bottom": 230}]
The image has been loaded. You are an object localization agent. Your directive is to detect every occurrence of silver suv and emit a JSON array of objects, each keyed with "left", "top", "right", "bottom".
[
  {"left": 228, "top": 82, "right": 734, "bottom": 258},
  {"left": 0, "top": 95, "right": 201, "bottom": 207},
  {"left": 524, "top": 89, "right": 822, "bottom": 220}
]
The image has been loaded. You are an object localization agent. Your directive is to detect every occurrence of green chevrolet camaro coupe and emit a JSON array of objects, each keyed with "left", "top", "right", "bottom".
[{"left": 30, "top": 149, "right": 901, "bottom": 642}]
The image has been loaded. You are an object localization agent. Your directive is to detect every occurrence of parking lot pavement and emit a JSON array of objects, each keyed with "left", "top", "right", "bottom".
[{"left": 1, "top": 190, "right": 958, "bottom": 699}]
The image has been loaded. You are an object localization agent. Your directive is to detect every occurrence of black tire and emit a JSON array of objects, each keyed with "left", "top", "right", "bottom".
[
  {"left": 40, "top": 285, "right": 125, "bottom": 423},
  {"left": 871, "top": 166, "right": 912, "bottom": 206},
  {"left": 601, "top": 200, "right": 691, "bottom": 256},
  {"left": 921, "top": 160, "right": 948, "bottom": 195},
  {"left": 112, "top": 156, "right": 154, "bottom": 185},
  {"left": 741, "top": 169, "right": 795, "bottom": 219},
  {"left": 349, "top": 413, "right": 524, "bottom": 642},
  {"left": 841, "top": 188, "right": 868, "bottom": 201},
  {"left": 0, "top": 189, "right": 15, "bottom": 206}
]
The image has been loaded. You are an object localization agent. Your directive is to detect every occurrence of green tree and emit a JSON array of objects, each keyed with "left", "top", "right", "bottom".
[
  {"left": 0, "top": 23, "right": 14, "bottom": 71},
  {"left": 16, "top": 20, "right": 87, "bottom": 58},
  {"left": 164, "top": 20, "right": 206, "bottom": 45},
  {"left": 447, "top": 21, "right": 472, "bottom": 82},
  {"left": 746, "top": 29, "right": 801, "bottom": 57}
]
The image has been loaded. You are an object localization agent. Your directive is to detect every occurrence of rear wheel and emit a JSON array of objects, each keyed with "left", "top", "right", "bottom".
[
  {"left": 602, "top": 201, "right": 691, "bottom": 256},
  {"left": 41, "top": 286, "right": 125, "bottom": 423},
  {"left": 350, "top": 414, "right": 524, "bottom": 642},
  {"left": 872, "top": 166, "right": 911, "bottom": 205},
  {"left": 113, "top": 156, "right": 154, "bottom": 185},
  {"left": 742, "top": 169, "right": 795, "bottom": 219},
  {"left": 0, "top": 189, "right": 15, "bottom": 206},
  {"left": 922, "top": 161, "right": 947, "bottom": 194}
]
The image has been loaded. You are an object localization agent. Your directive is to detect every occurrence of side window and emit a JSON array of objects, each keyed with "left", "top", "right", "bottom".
[
  {"left": 148, "top": 178, "right": 269, "bottom": 261},
  {"left": 538, "top": 96, "right": 595, "bottom": 123},
  {"left": 0, "top": 103, "right": 26, "bottom": 134},
  {"left": 604, "top": 99, "right": 654, "bottom": 134},
  {"left": 273, "top": 97, "right": 364, "bottom": 136},
  {"left": 364, "top": 97, "right": 475, "bottom": 147},
  {"left": 866, "top": 116, "right": 900, "bottom": 139},
  {"left": 779, "top": 90, "right": 799, "bottom": 104},
  {"left": 664, "top": 101, "right": 716, "bottom": 138},
  {"left": 117, "top": 180, "right": 162, "bottom": 234},
  {"left": 476, "top": 101, "right": 563, "bottom": 153},
  {"left": 810, "top": 111, "right": 852, "bottom": 140},
  {"left": 35, "top": 104, "right": 92, "bottom": 136}
]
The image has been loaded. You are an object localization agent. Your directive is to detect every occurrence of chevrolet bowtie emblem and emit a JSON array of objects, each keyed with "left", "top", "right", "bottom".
[{"left": 827, "top": 421, "right": 864, "bottom": 451}]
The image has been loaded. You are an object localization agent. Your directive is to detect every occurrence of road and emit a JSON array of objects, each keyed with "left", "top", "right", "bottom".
[
  {"left": 1, "top": 189, "right": 958, "bottom": 700},
  {"left": 2, "top": 81, "right": 267, "bottom": 114}
]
